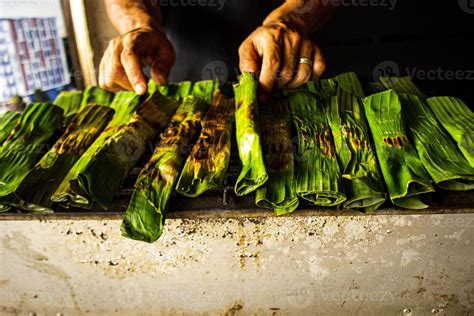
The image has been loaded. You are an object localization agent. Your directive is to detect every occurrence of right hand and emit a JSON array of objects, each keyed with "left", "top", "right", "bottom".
[{"left": 99, "top": 26, "right": 176, "bottom": 95}]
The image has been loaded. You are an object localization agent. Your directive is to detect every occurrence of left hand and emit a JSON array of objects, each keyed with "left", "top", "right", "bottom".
[{"left": 238, "top": 22, "right": 326, "bottom": 94}]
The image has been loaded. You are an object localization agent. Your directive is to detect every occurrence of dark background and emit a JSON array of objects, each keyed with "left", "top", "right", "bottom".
[{"left": 162, "top": 0, "right": 474, "bottom": 105}]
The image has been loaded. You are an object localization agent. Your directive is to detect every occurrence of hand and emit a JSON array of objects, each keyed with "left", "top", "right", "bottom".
[
  {"left": 238, "top": 22, "right": 325, "bottom": 94},
  {"left": 99, "top": 26, "right": 176, "bottom": 95}
]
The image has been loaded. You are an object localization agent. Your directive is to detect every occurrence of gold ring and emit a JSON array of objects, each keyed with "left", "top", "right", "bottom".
[{"left": 298, "top": 58, "right": 313, "bottom": 67}]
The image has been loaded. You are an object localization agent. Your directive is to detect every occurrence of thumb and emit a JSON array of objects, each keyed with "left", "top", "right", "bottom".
[{"left": 238, "top": 41, "right": 259, "bottom": 75}]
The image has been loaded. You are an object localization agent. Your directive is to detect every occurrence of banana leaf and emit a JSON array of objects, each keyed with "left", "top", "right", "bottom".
[
  {"left": 363, "top": 90, "right": 434, "bottom": 209},
  {"left": 71, "top": 92, "right": 180, "bottom": 209},
  {"left": 14, "top": 105, "right": 115, "bottom": 212},
  {"left": 367, "top": 82, "right": 387, "bottom": 94},
  {"left": 51, "top": 91, "right": 145, "bottom": 209},
  {"left": 81, "top": 86, "right": 114, "bottom": 107},
  {"left": 0, "top": 103, "right": 64, "bottom": 210},
  {"left": 379, "top": 76, "right": 426, "bottom": 99},
  {"left": 288, "top": 90, "right": 346, "bottom": 206},
  {"left": 426, "top": 97, "right": 474, "bottom": 167},
  {"left": 121, "top": 97, "right": 207, "bottom": 242},
  {"left": 255, "top": 97, "right": 299, "bottom": 215},
  {"left": 0, "top": 111, "right": 20, "bottom": 144},
  {"left": 400, "top": 94, "right": 474, "bottom": 190},
  {"left": 333, "top": 72, "right": 366, "bottom": 98},
  {"left": 190, "top": 80, "right": 218, "bottom": 104},
  {"left": 233, "top": 73, "right": 268, "bottom": 195},
  {"left": 53, "top": 90, "right": 83, "bottom": 121},
  {"left": 176, "top": 90, "right": 234, "bottom": 197},
  {"left": 149, "top": 81, "right": 193, "bottom": 99}
]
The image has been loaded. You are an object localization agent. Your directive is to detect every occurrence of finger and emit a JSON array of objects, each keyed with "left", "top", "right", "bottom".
[
  {"left": 149, "top": 41, "right": 176, "bottom": 86},
  {"left": 258, "top": 40, "right": 281, "bottom": 94},
  {"left": 238, "top": 40, "right": 259, "bottom": 75},
  {"left": 285, "top": 40, "right": 314, "bottom": 89},
  {"left": 121, "top": 48, "right": 147, "bottom": 95},
  {"left": 277, "top": 33, "right": 301, "bottom": 88},
  {"left": 312, "top": 45, "right": 326, "bottom": 79},
  {"left": 98, "top": 50, "right": 108, "bottom": 89},
  {"left": 104, "top": 42, "right": 134, "bottom": 92}
]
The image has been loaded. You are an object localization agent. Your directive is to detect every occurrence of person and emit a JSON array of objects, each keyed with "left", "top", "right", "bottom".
[{"left": 99, "top": 0, "right": 335, "bottom": 97}]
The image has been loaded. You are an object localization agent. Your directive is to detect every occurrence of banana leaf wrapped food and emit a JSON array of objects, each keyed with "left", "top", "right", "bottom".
[
  {"left": 53, "top": 90, "right": 83, "bottom": 121},
  {"left": 0, "top": 111, "right": 20, "bottom": 144},
  {"left": 233, "top": 73, "right": 268, "bottom": 195},
  {"left": 122, "top": 97, "right": 207, "bottom": 242},
  {"left": 14, "top": 105, "right": 115, "bottom": 212},
  {"left": 255, "top": 97, "right": 299, "bottom": 215},
  {"left": 51, "top": 91, "right": 145, "bottom": 209},
  {"left": 400, "top": 94, "right": 474, "bottom": 190},
  {"left": 80, "top": 86, "right": 114, "bottom": 107},
  {"left": 67, "top": 92, "right": 180, "bottom": 209},
  {"left": 363, "top": 90, "right": 434, "bottom": 209},
  {"left": 327, "top": 87, "right": 386, "bottom": 212},
  {"left": 426, "top": 97, "right": 474, "bottom": 167},
  {"left": 0, "top": 103, "right": 64, "bottom": 211},
  {"left": 176, "top": 91, "right": 234, "bottom": 197},
  {"left": 149, "top": 80, "right": 192, "bottom": 99},
  {"left": 288, "top": 90, "right": 346, "bottom": 206}
]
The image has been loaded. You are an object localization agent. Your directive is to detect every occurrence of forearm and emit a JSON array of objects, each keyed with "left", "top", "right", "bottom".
[
  {"left": 263, "top": 0, "right": 336, "bottom": 35},
  {"left": 104, "top": 0, "right": 162, "bottom": 34}
]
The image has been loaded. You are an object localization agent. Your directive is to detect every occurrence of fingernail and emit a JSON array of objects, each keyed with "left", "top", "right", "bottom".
[{"left": 134, "top": 83, "right": 146, "bottom": 95}]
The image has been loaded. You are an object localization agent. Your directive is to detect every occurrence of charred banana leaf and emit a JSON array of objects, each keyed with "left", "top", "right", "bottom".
[
  {"left": 328, "top": 88, "right": 386, "bottom": 212},
  {"left": 426, "top": 97, "right": 474, "bottom": 167},
  {"left": 288, "top": 90, "right": 346, "bottom": 206},
  {"left": 73, "top": 92, "right": 180, "bottom": 209},
  {"left": 14, "top": 105, "right": 115, "bottom": 212},
  {"left": 53, "top": 90, "right": 83, "bottom": 121},
  {"left": 255, "top": 97, "right": 298, "bottom": 215},
  {"left": 0, "top": 103, "right": 64, "bottom": 210},
  {"left": 176, "top": 90, "right": 234, "bottom": 197},
  {"left": 51, "top": 91, "right": 144, "bottom": 208},
  {"left": 401, "top": 94, "right": 474, "bottom": 190},
  {"left": 363, "top": 90, "right": 434, "bottom": 209},
  {"left": 0, "top": 111, "right": 20, "bottom": 144},
  {"left": 121, "top": 97, "right": 207, "bottom": 242},
  {"left": 233, "top": 73, "right": 268, "bottom": 195}
]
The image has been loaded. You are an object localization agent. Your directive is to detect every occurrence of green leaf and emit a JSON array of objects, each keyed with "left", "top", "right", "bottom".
[
  {"left": 122, "top": 97, "right": 207, "bottom": 242},
  {"left": 379, "top": 76, "right": 426, "bottom": 99},
  {"left": 0, "top": 103, "right": 64, "bottom": 208},
  {"left": 328, "top": 88, "right": 386, "bottom": 212},
  {"left": 74, "top": 92, "right": 180, "bottom": 209},
  {"left": 80, "top": 86, "right": 114, "bottom": 107},
  {"left": 363, "top": 90, "right": 434, "bottom": 209},
  {"left": 176, "top": 90, "right": 234, "bottom": 197},
  {"left": 255, "top": 97, "right": 299, "bottom": 215},
  {"left": 14, "top": 105, "right": 115, "bottom": 212},
  {"left": 51, "top": 91, "right": 146, "bottom": 209},
  {"left": 426, "top": 96, "right": 474, "bottom": 167},
  {"left": 0, "top": 111, "right": 20, "bottom": 145},
  {"left": 233, "top": 73, "right": 268, "bottom": 195},
  {"left": 288, "top": 90, "right": 346, "bottom": 206},
  {"left": 53, "top": 90, "right": 83, "bottom": 121}
]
